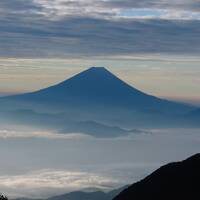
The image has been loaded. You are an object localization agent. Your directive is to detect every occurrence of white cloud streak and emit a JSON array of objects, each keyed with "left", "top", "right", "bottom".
[
  {"left": 30, "top": 0, "right": 200, "bottom": 20},
  {"left": 0, "top": 169, "right": 118, "bottom": 198},
  {"left": 0, "top": 129, "right": 89, "bottom": 140}
]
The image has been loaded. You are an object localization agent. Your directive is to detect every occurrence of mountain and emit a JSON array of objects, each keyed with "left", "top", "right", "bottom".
[
  {"left": 48, "top": 187, "right": 128, "bottom": 200},
  {"left": 185, "top": 108, "right": 200, "bottom": 118},
  {"left": 47, "top": 186, "right": 128, "bottom": 200},
  {"left": 48, "top": 191, "right": 110, "bottom": 200},
  {"left": 0, "top": 67, "right": 196, "bottom": 130},
  {"left": 14, "top": 186, "right": 128, "bottom": 200},
  {"left": 0, "top": 67, "right": 193, "bottom": 114},
  {"left": 59, "top": 120, "right": 134, "bottom": 138},
  {"left": 113, "top": 153, "right": 200, "bottom": 200},
  {"left": 1, "top": 109, "right": 141, "bottom": 138},
  {"left": 178, "top": 108, "right": 200, "bottom": 127}
]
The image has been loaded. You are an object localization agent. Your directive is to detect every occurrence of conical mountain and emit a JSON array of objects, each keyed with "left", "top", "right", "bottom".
[{"left": 0, "top": 67, "right": 193, "bottom": 114}]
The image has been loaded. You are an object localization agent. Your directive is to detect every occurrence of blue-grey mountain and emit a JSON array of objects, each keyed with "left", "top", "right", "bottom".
[
  {"left": 0, "top": 67, "right": 198, "bottom": 137},
  {"left": 14, "top": 186, "right": 128, "bottom": 200},
  {"left": 1, "top": 67, "right": 192, "bottom": 114}
]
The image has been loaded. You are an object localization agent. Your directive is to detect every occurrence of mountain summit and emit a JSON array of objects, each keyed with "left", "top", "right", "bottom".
[
  {"left": 2, "top": 67, "right": 192, "bottom": 114},
  {"left": 0, "top": 67, "right": 195, "bottom": 129},
  {"left": 35, "top": 66, "right": 150, "bottom": 106}
]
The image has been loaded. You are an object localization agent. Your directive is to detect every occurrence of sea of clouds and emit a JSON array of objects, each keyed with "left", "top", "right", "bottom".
[{"left": 0, "top": 128, "right": 199, "bottom": 198}]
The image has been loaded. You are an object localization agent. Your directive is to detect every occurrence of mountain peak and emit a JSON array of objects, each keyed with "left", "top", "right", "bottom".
[
  {"left": 89, "top": 66, "right": 107, "bottom": 70},
  {"left": 3, "top": 66, "right": 193, "bottom": 116},
  {"left": 78, "top": 67, "right": 114, "bottom": 77},
  {"left": 63, "top": 66, "right": 121, "bottom": 86}
]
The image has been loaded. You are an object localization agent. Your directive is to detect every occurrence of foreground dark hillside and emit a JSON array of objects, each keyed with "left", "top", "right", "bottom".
[{"left": 114, "top": 153, "right": 200, "bottom": 200}]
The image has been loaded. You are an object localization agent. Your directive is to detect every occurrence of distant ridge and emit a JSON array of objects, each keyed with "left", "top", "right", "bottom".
[
  {"left": 13, "top": 185, "right": 128, "bottom": 200},
  {"left": 113, "top": 153, "right": 200, "bottom": 200}
]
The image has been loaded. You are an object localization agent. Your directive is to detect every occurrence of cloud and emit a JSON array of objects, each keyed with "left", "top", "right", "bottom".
[
  {"left": 0, "top": 128, "right": 199, "bottom": 198},
  {"left": 0, "top": 0, "right": 200, "bottom": 57},
  {"left": 0, "top": 17, "right": 200, "bottom": 57},
  {"left": 0, "top": 169, "right": 118, "bottom": 198},
  {"left": 0, "top": 129, "right": 89, "bottom": 139},
  {"left": 1, "top": 0, "right": 200, "bottom": 20},
  {"left": 0, "top": 0, "right": 41, "bottom": 14},
  {"left": 105, "top": 0, "right": 200, "bottom": 11},
  {"left": 23, "top": 0, "right": 200, "bottom": 19}
]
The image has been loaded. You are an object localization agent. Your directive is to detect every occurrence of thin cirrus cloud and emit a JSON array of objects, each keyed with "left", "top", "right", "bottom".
[{"left": 0, "top": 0, "right": 200, "bottom": 58}]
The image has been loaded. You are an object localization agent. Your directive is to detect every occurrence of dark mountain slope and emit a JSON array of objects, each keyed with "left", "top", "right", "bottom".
[
  {"left": 178, "top": 108, "right": 200, "bottom": 127},
  {"left": 113, "top": 154, "right": 200, "bottom": 200},
  {"left": 185, "top": 108, "right": 200, "bottom": 118}
]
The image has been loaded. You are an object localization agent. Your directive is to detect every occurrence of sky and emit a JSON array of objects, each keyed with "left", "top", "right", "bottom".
[{"left": 0, "top": 0, "right": 200, "bottom": 104}]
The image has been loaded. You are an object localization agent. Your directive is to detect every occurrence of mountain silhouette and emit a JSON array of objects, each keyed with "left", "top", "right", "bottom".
[
  {"left": 0, "top": 67, "right": 196, "bottom": 130},
  {"left": 14, "top": 186, "right": 128, "bottom": 200},
  {"left": 48, "top": 191, "right": 110, "bottom": 200},
  {"left": 186, "top": 108, "right": 200, "bottom": 118},
  {"left": 2, "top": 109, "right": 142, "bottom": 138},
  {"left": 113, "top": 153, "right": 200, "bottom": 200},
  {"left": 48, "top": 186, "right": 128, "bottom": 200},
  {"left": 1, "top": 67, "right": 193, "bottom": 114}
]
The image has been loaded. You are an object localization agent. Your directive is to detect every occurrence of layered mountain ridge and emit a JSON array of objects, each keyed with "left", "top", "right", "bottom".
[
  {"left": 0, "top": 67, "right": 199, "bottom": 135},
  {"left": 1, "top": 67, "right": 193, "bottom": 114}
]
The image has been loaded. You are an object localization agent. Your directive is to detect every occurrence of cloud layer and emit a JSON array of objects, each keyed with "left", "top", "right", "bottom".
[
  {"left": 0, "top": 129, "right": 89, "bottom": 139},
  {"left": 0, "top": 0, "right": 200, "bottom": 57},
  {"left": 0, "top": 128, "right": 199, "bottom": 198},
  {"left": 0, "top": 169, "right": 118, "bottom": 198}
]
